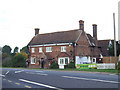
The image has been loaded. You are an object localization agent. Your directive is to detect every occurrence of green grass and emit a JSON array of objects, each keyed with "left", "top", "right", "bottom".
[
  {"left": 77, "top": 69, "right": 119, "bottom": 73},
  {"left": 29, "top": 68, "right": 119, "bottom": 74},
  {"left": 2, "top": 67, "right": 119, "bottom": 74}
]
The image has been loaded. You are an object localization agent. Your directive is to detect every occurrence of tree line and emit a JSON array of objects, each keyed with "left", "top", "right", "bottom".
[{"left": 2, "top": 45, "right": 29, "bottom": 67}]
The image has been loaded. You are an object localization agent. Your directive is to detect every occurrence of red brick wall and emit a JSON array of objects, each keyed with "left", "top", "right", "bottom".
[
  {"left": 75, "top": 32, "right": 91, "bottom": 56},
  {"left": 29, "top": 45, "right": 74, "bottom": 68}
]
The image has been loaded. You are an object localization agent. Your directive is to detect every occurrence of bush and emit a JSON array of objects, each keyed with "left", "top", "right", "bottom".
[
  {"left": 66, "top": 62, "right": 75, "bottom": 68},
  {"left": 50, "top": 61, "right": 59, "bottom": 69},
  {"left": 12, "top": 53, "right": 27, "bottom": 67},
  {"left": 2, "top": 60, "right": 13, "bottom": 67},
  {"left": 118, "top": 61, "right": 120, "bottom": 70}
]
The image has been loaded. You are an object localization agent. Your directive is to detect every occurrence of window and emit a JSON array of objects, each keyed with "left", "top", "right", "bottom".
[
  {"left": 46, "top": 47, "right": 52, "bottom": 52},
  {"left": 39, "top": 47, "right": 42, "bottom": 53},
  {"left": 92, "top": 58, "right": 96, "bottom": 64},
  {"left": 60, "top": 58, "right": 64, "bottom": 64},
  {"left": 61, "top": 46, "right": 66, "bottom": 52},
  {"left": 31, "top": 57, "right": 36, "bottom": 64},
  {"left": 31, "top": 48, "right": 35, "bottom": 53},
  {"left": 58, "top": 57, "right": 69, "bottom": 65},
  {"left": 65, "top": 58, "right": 68, "bottom": 64}
]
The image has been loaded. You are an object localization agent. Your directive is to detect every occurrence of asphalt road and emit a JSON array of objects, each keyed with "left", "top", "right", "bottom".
[{"left": 1, "top": 68, "right": 120, "bottom": 89}]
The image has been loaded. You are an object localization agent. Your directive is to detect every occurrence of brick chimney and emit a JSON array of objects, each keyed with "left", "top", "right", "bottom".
[
  {"left": 35, "top": 28, "right": 39, "bottom": 35},
  {"left": 92, "top": 24, "right": 98, "bottom": 45},
  {"left": 79, "top": 20, "right": 84, "bottom": 31},
  {"left": 93, "top": 24, "right": 97, "bottom": 40}
]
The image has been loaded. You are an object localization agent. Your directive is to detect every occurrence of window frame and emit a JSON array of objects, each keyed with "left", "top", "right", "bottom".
[
  {"left": 58, "top": 57, "right": 69, "bottom": 65},
  {"left": 92, "top": 58, "right": 96, "bottom": 64},
  {"left": 30, "top": 57, "right": 36, "bottom": 64},
  {"left": 39, "top": 47, "right": 42, "bottom": 53},
  {"left": 61, "top": 46, "right": 66, "bottom": 52},
  {"left": 31, "top": 48, "right": 35, "bottom": 53},
  {"left": 46, "top": 47, "right": 52, "bottom": 52}
]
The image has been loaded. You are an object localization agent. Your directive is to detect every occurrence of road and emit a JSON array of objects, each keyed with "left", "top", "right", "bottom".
[{"left": 0, "top": 68, "right": 120, "bottom": 89}]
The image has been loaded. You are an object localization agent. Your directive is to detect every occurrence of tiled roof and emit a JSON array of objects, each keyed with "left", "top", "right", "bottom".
[
  {"left": 28, "top": 29, "right": 82, "bottom": 46},
  {"left": 98, "top": 40, "right": 111, "bottom": 47},
  {"left": 98, "top": 40, "right": 111, "bottom": 56},
  {"left": 86, "top": 34, "right": 96, "bottom": 46}
]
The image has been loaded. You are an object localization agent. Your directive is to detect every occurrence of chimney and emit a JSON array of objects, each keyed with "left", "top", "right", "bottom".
[
  {"left": 79, "top": 20, "right": 84, "bottom": 30},
  {"left": 92, "top": 24, "right": 98, "bottom": 46},
  {"left": 35, "top": 28, "right": 39, "bottom": 35},
  {"left": 92, "top": 24, "right": 97, "bottom": 40}
]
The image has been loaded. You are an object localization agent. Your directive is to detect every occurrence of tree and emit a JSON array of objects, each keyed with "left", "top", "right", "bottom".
[
  {"left": 0, "top": 46, "right": 2, "bottom": 53},
  {"left": 116, "top": 41, "right": 120, "bottom": 56},
  {"left": 108, "top": 41, "right": 120, "bottom": 56},
  {"left": 12, "top": 52, "right": 28, "bottom": 67},
  {"left": 20, "top": 46, "right": 29, "bottom": 54},
  {"left": 2, "top": 45, "right": 12, "bottom": 54},
  {"left": 13, "top": 47, "right": 19, "bottom": 54}
]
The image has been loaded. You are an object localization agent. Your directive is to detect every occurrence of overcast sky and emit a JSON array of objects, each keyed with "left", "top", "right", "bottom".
[{"left": 0, "top": 0, "right": 119, "bottom": 51}]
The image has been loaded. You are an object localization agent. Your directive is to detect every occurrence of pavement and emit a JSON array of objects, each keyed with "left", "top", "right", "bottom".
[{"left": 1, "top": 68, "right": 120, "bottom": 89}]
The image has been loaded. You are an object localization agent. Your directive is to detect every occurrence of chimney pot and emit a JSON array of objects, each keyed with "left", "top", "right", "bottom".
[
  {"left": 79, "top": 20, "right": 84, "bottom": 30},
  {"left": 35, "top": 28, "right": 39, "bottom": 35}
]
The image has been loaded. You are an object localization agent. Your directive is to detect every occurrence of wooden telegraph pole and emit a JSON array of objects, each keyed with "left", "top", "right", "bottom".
[{"left": 113, "top": 13, "right": 117, "bottom": 57}]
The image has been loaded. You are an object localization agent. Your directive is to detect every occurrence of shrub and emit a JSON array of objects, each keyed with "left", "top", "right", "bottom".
[
  {"left": 66, "top": 62, "right": 75, "bottom": 68},
  {"left": 12, "top": 52, "right": 27, "bottom": 67},
  {"left": 118, "top": 61, "right": 120, "bottom": 70},
  {"left": 2, "top": 60, "right": 13, "bottom": 67},
  {"left": 50, "top": 61, "right": 59, "bottom": 69}
]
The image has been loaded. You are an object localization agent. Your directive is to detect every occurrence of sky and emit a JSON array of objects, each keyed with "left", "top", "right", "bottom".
[{"left": 0, "top": 0, "right": 119, "bottom": 51}]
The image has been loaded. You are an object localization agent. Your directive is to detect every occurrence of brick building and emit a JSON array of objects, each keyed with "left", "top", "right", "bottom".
[{"left": 27, "top": 20, "right": 102, "bottom": 68}]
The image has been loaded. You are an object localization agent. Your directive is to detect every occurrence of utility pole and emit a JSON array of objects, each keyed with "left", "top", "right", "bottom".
[{"left": 113, "top": 13, "right": 117, "bottom": 57}]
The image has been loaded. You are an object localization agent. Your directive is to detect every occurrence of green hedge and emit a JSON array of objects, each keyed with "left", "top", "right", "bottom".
[
  {"left": 2, "top": 60, "right": 13, "bottom": 67},
  {"left": 50, "top": 61, "right": 59, "bottom": 69},
  {"left": 65, "top": 62, "right": 75, "bottom": 68},
  {"left": 118, "top": 61, "right": 120, "bottom": 71}
]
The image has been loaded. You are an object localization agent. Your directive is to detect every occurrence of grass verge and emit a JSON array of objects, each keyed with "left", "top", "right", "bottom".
[{"left": 2, "top": 67, "right": 119, "bottom": 74}]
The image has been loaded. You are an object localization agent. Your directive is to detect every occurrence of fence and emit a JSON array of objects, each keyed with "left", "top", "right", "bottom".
[
  {"left": 76, "top": 63, "right": 116, "bottom": 69},
  {"left": 102, "top": 57, "right": 118, "bottom": 63},
  {"left": 97, "top": 63, "right": 115, "bottom": 69}
]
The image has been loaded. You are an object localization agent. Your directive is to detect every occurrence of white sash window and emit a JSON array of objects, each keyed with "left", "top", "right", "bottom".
[
  {"left": 31, "top": 57, "right": 36, "bottom": 64},
  {"left": 46, "top": 47, "right": 52, "bottom": 52},
  {"left": 61, "top": 46, "right": 66, "bottom": 52}
]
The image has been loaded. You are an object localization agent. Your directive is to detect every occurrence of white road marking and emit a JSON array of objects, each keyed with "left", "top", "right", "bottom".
[
  {"left": 26, "top": 72, "right": 35, "bottom": 74},
  {"left": 37, "top": 73, "right": 48, "bottom": 76},
  {"left": 15, "top": 70, "right": 24, "bottom": 73},
  {"left": 26, "top": 72, "right": 48, "bottom": 76},
  {"left": 15, "top": 82, "right": 21, "bottom": 85},
  {"left": 35, "top": 71, "right": 43, "bottom": 72},
  {"left": 19, "top": 79, "right": 63, "bottom": 90},
  {"left": 24, "top": 85, "right": 32, "bottom": 88},
  {"left": 5, "top": 71, "right": 9, "bottom": 75},
  {"left": 62, "top": 76, "right": 120, "bottom": 84},
  {"left": 109, "top": 74, "right": 116, "bottom": 75},
  {"left": 8, "top": 80, "right": 12, "bottom": 82},
  {"left": 0, "top": 74, "right": 5, "bottom": 77},
  {"left": 3, "top": 79, "right": 6, "bottom": 80}
]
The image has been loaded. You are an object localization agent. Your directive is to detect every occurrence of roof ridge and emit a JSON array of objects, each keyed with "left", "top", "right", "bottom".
[{"left": 38, "top": 29, "right": 80, "bottom": 35}]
